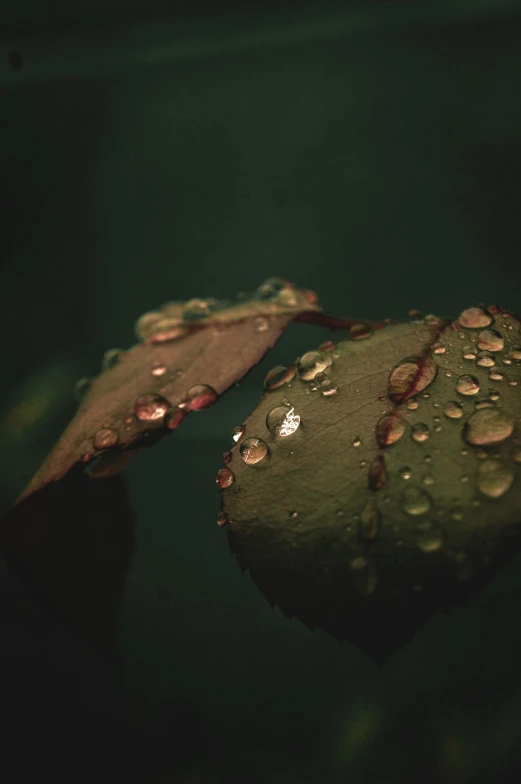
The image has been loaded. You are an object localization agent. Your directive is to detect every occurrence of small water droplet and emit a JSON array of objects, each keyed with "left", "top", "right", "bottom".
[
  {"left": 151, "top": 361, "right": 167, "bottom": 377},
  {"left": 134, "top": 393, "right": 171, "bottom": 421},
  {"left": 266, "top": 404, "right": 301, "bottom": 437},
  {"left": 458, "top": 307, "right": 493, "bottom": 329},
  {"left": 476, "top": 329, "right": 504, "bottom": 352},
  {"left": 432, "top": 343, "right": 446, "bottom": 355},
  {"left": 216, "top": 467, "right": 235, "bottom": 489},
  {"left": 93, "top": 427, "right": 119, "bottom": 450},
  {"left": 216, "top": 511, "right": 229, "bottom": 527},
  {"left": 476, "top": 351, "right": 495, "bottom": 368},
  {"left": 298, "top": 350, "right": 332, "bottom": 381},
  {"left": 399, "top": 466, "right": 412, "bottom": 480},
  {"left": 223, "top": 451, "right": 232, "bottom": 464},
  {"left": 368, "top": 456, "right": 387, "bottom": 490},
  {"left": 135, "top": 310, "right": 162, "bottom": 340},
  {"left": 411, "top": 422, "right": 430, "bottom": 443},
  {"left": 478, "top": 460, "right": 515, "bottom": 498},
  {"left": 349, "top": 322, "right": 372, "bottom": 340},
  {"left": 290, "top": 510, "right": 299, "bottom": 519},
  {"left": 102, "top": 348, "right": 124, "bottom": 371},
  {"left": 254, "top": 316, "right": 270, "bottom": 333},
  {"left": 232, "top": 425, "right": 245, "bottom": 443},
  {"left": 444, "top": 400, "right": 464, "bottom": 419},
  {"left": 164, "top": 407, "right": 187, "bottom": 430},
  {"left": 388, "top": 357, "right": 438, "bottom": 402},
  {"left": 263, "top": 365, "right": 296, "bottom": 392},
  {"left": 406, "top": 398, "right": 419, "bottom": 410},
  {"left": 462, "top": 346, "right": 477, "bottom": 360},
  {"left": 184, "top": 384, "right": 218, "bottom": 411},
  {"left": 456, "top": 374, "right": 480, "bottom": 395},
  {"left": 240, "top": 437, "right": 269, "bottom": 464},
  {"left": 402, "top": 486, "right": 431, "bottom": 515},
  {"left": 488, "top": 369, "right": 504, "bottom": 381},
  {"left": 74, "top": 377, "right": 92, "bottom": 402},
  {"left": 182, "top": 297, "right": 217, "bottom": 321},
  {"left": 512, "top": 445, "right": 521, "bottom": 464},
  {"left": 352, "top": 436, "right": 362, "bottom": 448},
  {"left": 375, "top": 414, "right": 406, "bottom": 447},
  {"left": 510, "top": 346, "right": 521, "bottom": 360},
  {"left": 422, "top": 473, "right": 435, "bottom": 486},
  {"left": 358, "top": 499, "right": 381, "bottom": 542},
  {"left": 464, "top": 408, "right": 514, "bottom": 446}
]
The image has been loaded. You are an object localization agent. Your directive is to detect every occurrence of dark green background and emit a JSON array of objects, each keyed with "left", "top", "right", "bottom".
[{"left": 2, "top": 2, "right": 521, "bottom": 782}]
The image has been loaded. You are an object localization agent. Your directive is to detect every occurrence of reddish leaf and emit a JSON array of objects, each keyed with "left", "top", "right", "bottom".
[{"left": 221, "top": 306, "right": 521, "bottom": 659}]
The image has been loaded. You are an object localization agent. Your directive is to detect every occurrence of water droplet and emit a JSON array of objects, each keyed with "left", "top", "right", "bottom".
[
  {"left": 149, "top": 322, "right": 188, "bottom": 344},
  {"left": 216, "top": 467, "right": 235, "bottom": 489},
  {"left": 432, "top": 343, "right": 446, "bottom": 355},
  {"left": 352, "top": 436, "right": 362, "bottom": 448},
  {"left": 151, "top": 361, "right": 167, "bottom": 377},
  {"left": 93, "top": 427, "right": 119, "bottom": 450},
  {"left": 232, "top": 425, "right": 245, "bottom": 443},
  {"left": 254, "top": 277, "right": 288, "bottom": 301},
  {"left": 425, "top": 314, "right": 441, "bottom": 326},
  {"left": 417, "top": 526, "right": 444, "bottom": 552},
  {"left": 510, "top": 346, "right": 521, "bottom": 360},
  {"left": 444, "top": 400, "right": 464, "bottom": 419},
  {"left": 476, "top": 329, "right": 504, "bottom": 352},
  {"left": 402, "top": 486, "right": 431, "bottom": 515},
  {"left": 358, "top": 499, "right": 381, "bottom": 542},
  {"left": 409, "top": 308, "right": 423, "bottom": 319},
  {"left": 217, "top": 511, "right": 229, "bottom": 527},
  {"left": 406, "top": 398, "right": 419, "bottom": 411},
  {"left": 184, "top": 384, "right": 218, "bottom": 411},
  {"left": 399, "top": 466, "right": 412, "bottom": 480},
  {"left": 318, "top": 340, "right": 335, "bottom": 352},
  {"left": 182, "top": 297, "right": 217, "bottom": 321},
  {"left": 223, "top": 451, "right": 232, "bottom": 464},
  {"left": 462, "top": 346, "right": 477, "bottom": 360},
  {"left": 263, "top": 365, "right": 296, "bottom": 391},
  {"left": 388, "top": 357, "right": 437, "bottom": 402},
  {"left": 134, "top": 393, "right": 171, "bottom": 421},
  {"left": 458, "top": 307, "right": 493, "bottom": 329},
  {"left": 240, "top": 437, "right": 269, "bottom": 465},
  {"left": 478, "top": 460, "right": 515, "bottom": 498},
  {"left": 254, "top": 316, "right": 270, "bottom": 333},
  {"left": 488, "top": 369, "right": 504, "bottom": 381},
  {"left": 266, "top": 404, "right": 301, "bottom": 437},
  {"left": 74, "top": 377, "right": 92, "bottom": 402},
  {"left": 375, "top": 414, "right": 406, "bottom": 447},
  {"left": 464, "top": 408, "right": 514, "bottom": 446},
  {"left": 290, "top": 510, "right": 299, "bottom": 519},
  {"left": 368, "top": 456, "right": 387, "bottom": 490},
  {"left": 349, "top": 557, "right": 378, "bottom": 596},
  {"left": 456, "top": 374, "right": 480, "bottom": 395},
  {"left": 422, "top": 473, "right": 435, "bottom": 486},
  {"left": 512, "top": 445, "right": 521, "bottom": 464},
  {"left": 164, "top": 407, "right": 187, "bottom": 430},
  {"left": 102, "top": 348, "right": 124, "bottom": 371},
  {"left": 349, "top": 322, "right": 372, "bottom": 340},
  {"left": 321, "top": 382, "right": 338, "bottom": 396},
  {"left": 476, "top": 351, "right": 495, "bottom": 367},
  {"left": 298, "top": 350, "right": 332, "bottom": 381},
  {"left": 411, "top": 422, "right": 430, "bottom": 443}
]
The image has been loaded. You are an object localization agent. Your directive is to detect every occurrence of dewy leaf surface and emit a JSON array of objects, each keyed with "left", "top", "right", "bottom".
[
  {"left": 222, "top": 306, "right": 521, "bottom": 659},
  {"left": 17, "top": 279, "right": 323, "bottom": 502}
]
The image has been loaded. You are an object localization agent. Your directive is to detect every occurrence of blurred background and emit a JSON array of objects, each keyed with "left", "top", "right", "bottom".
[{"left": 2, "top": 1, "right": 521, "bottom": 781}]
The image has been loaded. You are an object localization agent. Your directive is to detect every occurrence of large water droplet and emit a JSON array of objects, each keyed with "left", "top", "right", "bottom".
[
  {"left": 388, "top": 357, "right": 437, "bottom": 402},
  {"left": 184, "top": 384, "right": 218, "bottom": 411},
  {"left": 240, "top": 437, "right": 269, "bottom": 465},
  {"left": 444, "top": 400, "right": 464, "bottom": 419},
  {"left": 368, "top": 456, "right": 387, "bottom": 490},
  {"left": 358, "top": 499, "right": 381, "bottom": 542},
  {"left": 263, "top": 365, "right": 296, "bottom": 392},
  {"left": 402, "top": 486, "right": 431, "bottom": 515},
  {"left": 266, "top": 404, "right": 301, "bottom": 437},
  {"left": 477, "top": 460, "right": 515, "bottom": 498},
  {"left": 476, "top": 329, "right": 504, "bottom": 352},
  {"left": 464, "top": 408, "right": 514, "bottom": 447},
  {"left": 457, "top": 307, "right": 493, "bottom": 329},
  {"left": 375, "top": 414, "right": 406, "bottom": 447},
  {"left": 93, "top": 427, "right": 119, "bottom": 450},
  {"left": 232, "top": 425, "right": 245, "bottom": 442},
  {"left": 216, "top": 467, "right": 235, "bottom": 489},
  {"left": 476, "top": 351, "right": 495, "bottom": 368},
  {"left": 456, "top": 375, "right": 480, "bottom": 396},
  {"left": 134, "top": 393, "right": 171, "bottom": 421},
  {"left": 298, "top": 350, "right": 332, "bottom": 381}
]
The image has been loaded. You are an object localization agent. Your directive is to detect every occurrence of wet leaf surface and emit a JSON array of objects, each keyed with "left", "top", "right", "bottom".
[{"left": 222, "top": 306, "right": 521, "bottom": 659}]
